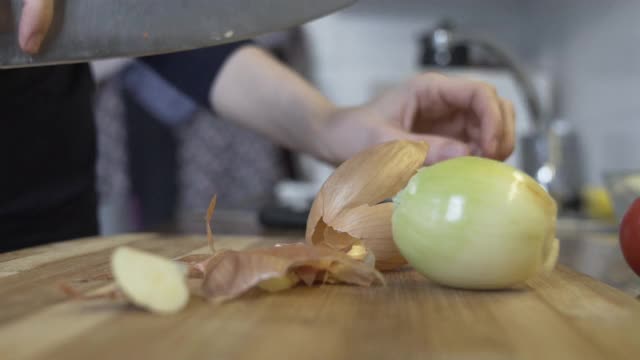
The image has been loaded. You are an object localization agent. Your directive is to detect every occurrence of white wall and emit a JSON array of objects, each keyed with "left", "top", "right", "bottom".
[{"left": 536, "top": 1, "right": 640, "bottom": 185}]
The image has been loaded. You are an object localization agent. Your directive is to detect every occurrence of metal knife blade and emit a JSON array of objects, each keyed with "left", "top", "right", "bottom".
[{"left": 0, "top": 0, "right": 355, "bottom": 68}]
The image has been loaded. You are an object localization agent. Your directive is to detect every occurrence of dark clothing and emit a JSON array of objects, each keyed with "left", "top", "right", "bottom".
[
  {"left": 0, "top": 42, "right": 249, "bottom": 252},
  {"left": 0, "top": 64, "right": 98, "bottom": 252},
  {"left": 142, "top": 44, "right": 245, "bottom": 108}
]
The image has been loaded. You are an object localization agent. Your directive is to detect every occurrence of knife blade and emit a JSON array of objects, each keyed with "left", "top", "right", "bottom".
[{"left": 0, "top": 0, "right": 355, "bottom": 68}]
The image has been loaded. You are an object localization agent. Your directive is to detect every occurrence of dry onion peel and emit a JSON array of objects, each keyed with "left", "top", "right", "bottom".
[
  {"left": 200, "top": 243, "right": 384, "bottom": 302},
  {"left": 176, "top": 254, "right": 212, "bottom": 278},
  {"left": 61, "top": 194, "right": 384, "bottom": 310},
  {"left": 192, "top": 196, "right": 383, "bottom": 302},
  {"left": 330, "top": 203, "right": 405, "bottom": 270},
  {"left": 205, "top": 194, "right": 218, "bottom": 253},
  {"left": 305, "top": 140, "right": 429, "bottom": 270}
]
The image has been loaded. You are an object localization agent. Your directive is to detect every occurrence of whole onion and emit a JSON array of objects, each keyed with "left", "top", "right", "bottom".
[{"left": 392, "top": 156, "right": 559, "bottom": 289}]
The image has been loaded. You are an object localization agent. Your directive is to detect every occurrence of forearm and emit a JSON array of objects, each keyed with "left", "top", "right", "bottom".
[{"left": 210, "top": 45, "right": 336, "bottom": 162}]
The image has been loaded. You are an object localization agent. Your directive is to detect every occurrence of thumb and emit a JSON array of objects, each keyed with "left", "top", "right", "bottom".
[
  {"left": 19, "top": 0, "right": 54, "bottom": 54},
  {"left": 379, "top": 127, "right": 469, "bottom": 164},
  {"left": 409, "top": 134, "right": 469, "bottom": 164}
]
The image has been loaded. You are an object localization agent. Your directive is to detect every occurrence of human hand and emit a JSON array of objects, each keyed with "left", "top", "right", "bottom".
[
  {"left": 319, "top": 73, "right": 515, "bottom": 165},
  {"left": 17, "top": 0, "right": 54, "bottom": 54}
]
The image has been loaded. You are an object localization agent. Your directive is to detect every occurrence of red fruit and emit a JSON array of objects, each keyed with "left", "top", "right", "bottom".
[{"left": 620, "top": 198, "right": 640, "bottom": 277}]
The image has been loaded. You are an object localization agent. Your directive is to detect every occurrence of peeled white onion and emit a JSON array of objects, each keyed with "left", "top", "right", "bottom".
[{"left": 392, "top": 156, "right": 559, "bottom": 289}]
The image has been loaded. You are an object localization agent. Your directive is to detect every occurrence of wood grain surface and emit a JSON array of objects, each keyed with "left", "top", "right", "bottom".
[{"left": 0, "top": 233, "right": 639, "bottom": 360}]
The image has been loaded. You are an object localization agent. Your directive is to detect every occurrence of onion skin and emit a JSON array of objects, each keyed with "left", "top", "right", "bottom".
[
  {"left": 305, "top": 140, "right": 429, "bottom": 270},
  {"left": 392, "top": 156, "right": 558, "bottom": 289}
]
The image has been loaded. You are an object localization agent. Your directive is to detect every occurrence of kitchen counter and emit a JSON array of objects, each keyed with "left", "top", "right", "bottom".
[
  {"left": 0, "top": 210, "right": 639, "bottom": 359},
  {"left": 556, "top": 217, "right": 640, "bottom": 297},
  {"left": 1, "top": 231, "right": 640, "bottom": 359}
]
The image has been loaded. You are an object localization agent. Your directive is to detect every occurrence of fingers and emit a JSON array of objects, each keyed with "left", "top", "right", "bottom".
[
  {"left": 419, "top": 74, "right": 502, "bottom": 157},
  {"left": 410, "top": 134, "right": 470, "bottom": 165},
  {"left": 413, "top": 73, "right": 519, "bottom": 160},
  {"left": 498, "top": 99, "right": 516, "bottom": 160},
  {"left": 377, "top": 126, "right": 470, "bottom": 165},
  {"left": 19, "top": 0, "right": 54, "bottom": 54}
]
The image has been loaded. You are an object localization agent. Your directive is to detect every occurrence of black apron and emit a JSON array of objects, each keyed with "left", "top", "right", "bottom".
[{"left": 0, "top": 64, "right": 98, "bottom": 252}]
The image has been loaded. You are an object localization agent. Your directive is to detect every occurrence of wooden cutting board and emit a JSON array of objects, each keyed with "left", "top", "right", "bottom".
[{"left": 0, "top": 233, "right": 639, "bottom": 360}]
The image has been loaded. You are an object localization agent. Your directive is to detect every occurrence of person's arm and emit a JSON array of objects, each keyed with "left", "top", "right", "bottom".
[
  {"left": 211, "top": 46, "right": 336, "bottom": 163},
  {"left": 211, "top": 45, "right": 514, "bottom": 165}
]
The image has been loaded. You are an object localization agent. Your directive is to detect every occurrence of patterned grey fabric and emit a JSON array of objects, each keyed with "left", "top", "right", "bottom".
[
  {"left": 175, "top": 108, "right": 286, "bottom": 213},
  {"left": 95, "top": 79, "right": 130, "bottom": 201},
  {"left": 93, "top": 73, "right": 286, "bottom": 233}
]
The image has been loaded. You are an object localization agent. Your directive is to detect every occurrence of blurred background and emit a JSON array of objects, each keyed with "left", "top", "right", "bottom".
[{"left": 88, "top": 0, "right": 639, "bottom": 292}]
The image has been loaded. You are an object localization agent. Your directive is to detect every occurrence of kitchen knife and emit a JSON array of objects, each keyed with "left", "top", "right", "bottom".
[{"left": 0, "top": 0, "right": 355, "bottom": 68}]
